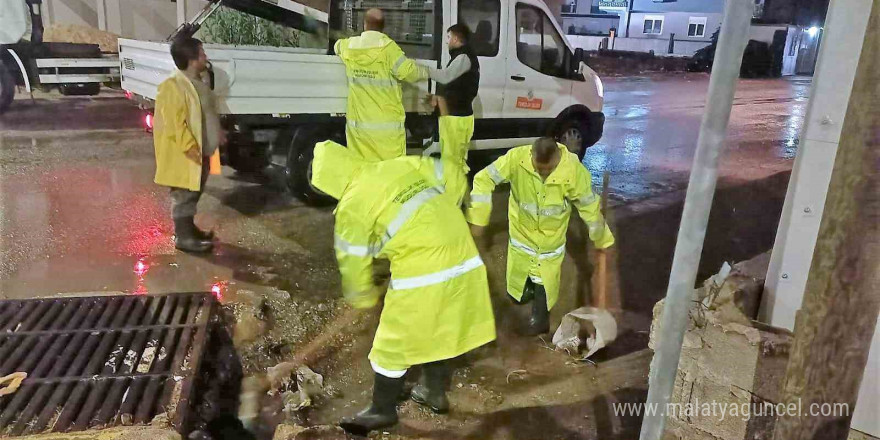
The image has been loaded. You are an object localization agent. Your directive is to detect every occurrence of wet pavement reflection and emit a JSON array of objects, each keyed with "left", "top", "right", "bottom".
[{"left": 0, "top": 75, "right": 810, "bottom": 300}]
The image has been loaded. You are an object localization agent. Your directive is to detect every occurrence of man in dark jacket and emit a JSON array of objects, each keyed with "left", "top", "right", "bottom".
[{"left": 427, "top": 23, "right": 480, "bottom": 206}]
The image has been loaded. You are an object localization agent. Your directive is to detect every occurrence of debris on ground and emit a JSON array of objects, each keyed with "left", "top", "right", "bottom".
[
  {"left": 43, "top": 24, "right": 120, "bottom": 52},
  {"left": 272, "top": 424, "right": 348, "bottom": 440},
  {"left": 552, "top": 307, "right": 618, "bottom": 359},
  {"left": 0, "top": 372, "right": 27, "bottom": 396}
]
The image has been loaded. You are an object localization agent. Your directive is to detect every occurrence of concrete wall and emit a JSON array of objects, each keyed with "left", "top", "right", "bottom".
[
  {"left": 628, "top": 11, "right": 720, "bottom": 43},
  {"left": 563, "top": 15, "right": 619, "bottom": 35},
  {"left": 44, "top": 0, "right": 209, "bottom": 41},
  {"left": 566, "top": 34, "right": 710, "bottom": 57},
  {"left": 631, "top": 0, "right": 723, "bottom": 13}
]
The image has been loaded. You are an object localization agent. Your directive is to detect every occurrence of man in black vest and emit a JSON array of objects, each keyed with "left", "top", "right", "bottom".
[{"left": 427, "top": 23, "right": 480, "bottom": 206}]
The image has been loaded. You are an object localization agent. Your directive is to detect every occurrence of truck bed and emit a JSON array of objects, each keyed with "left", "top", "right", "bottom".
[{"left": 119, "top": 38, "right": 432, "bottom": 115}]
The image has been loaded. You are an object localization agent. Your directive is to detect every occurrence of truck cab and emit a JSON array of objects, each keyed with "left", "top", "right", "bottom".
[{"left": 119, "top": 0, "right": 604, "bottom": 205}]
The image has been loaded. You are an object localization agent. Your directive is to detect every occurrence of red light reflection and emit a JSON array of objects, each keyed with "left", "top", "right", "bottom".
[
  {"left": 133, "top": 257, "right": 150, "bottom": 295},
  {"left": 210, "top": 281, "right": 227, "bottom": 300}
]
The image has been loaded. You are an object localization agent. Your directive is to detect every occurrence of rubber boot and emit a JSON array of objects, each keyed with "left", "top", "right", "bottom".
[
  {"left": 174, "top": 217, "right": 213, "bottom": 253},
  {"left": 340, "top": 373, "right": 403, "bottom": 436},
  {"left": 192, "top": 221, "right": 215, "bottom": 241},
  {"left": 524, "top": 285, "right": 550, "bottom": 336},
  {"left": 411, "top": 361, "right": 450, "bottom": 414}
]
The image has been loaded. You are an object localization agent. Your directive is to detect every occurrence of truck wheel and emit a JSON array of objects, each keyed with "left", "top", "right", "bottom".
[
  {"left": 287, "top": 127, "right": 336, "bottom": 207},
  {"left": 0, "top": 60, "right": 15, "bottom": 115},
  {"left": 556, "top": 118, "right": 590, "bottom": 161}
]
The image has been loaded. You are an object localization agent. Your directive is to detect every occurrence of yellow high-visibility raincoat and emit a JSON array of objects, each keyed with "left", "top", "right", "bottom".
[
  {"left": 467, "top": 143, "right": 615, "bottom": 309},
  {"left": 438, "top": 115, "right": 475, "bottom": 206},
  {"left": 311, "top": 140, "right": 494, "bottom": 371},
  {"left": 153, "top": 70, "right": 220, "bottom": 191},
  {"left": 335, "top": 31, "right": 428, "bottom": 161}
]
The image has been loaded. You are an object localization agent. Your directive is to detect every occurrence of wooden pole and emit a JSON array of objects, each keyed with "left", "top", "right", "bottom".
[
  {"left": 594, "top": 171, "right": 610, "bottom": 309},
  {"left": 772, "top": 2, "right": 880, "bottom": 438}
]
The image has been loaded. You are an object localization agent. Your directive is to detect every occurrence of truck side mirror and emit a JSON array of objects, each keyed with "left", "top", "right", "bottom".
[{"left": 573, "top": 48, "right": 585, "bottom": 74}]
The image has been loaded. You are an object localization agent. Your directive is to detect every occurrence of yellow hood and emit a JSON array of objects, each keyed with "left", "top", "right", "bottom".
[{"left": 311, "top": 140, "right": 364, "bottom": 200}]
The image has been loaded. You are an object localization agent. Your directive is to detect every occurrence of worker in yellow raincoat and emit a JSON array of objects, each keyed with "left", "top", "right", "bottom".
[
  {"left": 311, "top": 140, "right": 495, "bottom": 435},
  {"left": 467, "top": 137, "right": 615, "bottom": 335},
  {"left": 424, "top": 23, "right": 480, "bottom": 206},
  {"left": 334, "top": 8, "right": 429, "bottom": 161},
  {"left": 153, "top": 37, "right": 223, "bottom": 253}
]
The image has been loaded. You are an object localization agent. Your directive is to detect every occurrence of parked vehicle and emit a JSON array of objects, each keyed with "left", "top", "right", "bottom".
[
  {"left": 120, "top": 0, "right": 606, "bottom": 204},
  {"left": 0, "top": 0, "right": 121, "bottom": 115}
]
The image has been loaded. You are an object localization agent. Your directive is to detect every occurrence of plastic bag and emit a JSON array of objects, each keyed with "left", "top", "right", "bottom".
[{"left": 552, "top": 307, "right": 618, "bottom": 359}]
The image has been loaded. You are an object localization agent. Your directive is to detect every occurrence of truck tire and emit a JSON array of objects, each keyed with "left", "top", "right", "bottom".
[
  {"left": 0, "top": 59, "right": 15, "bottom": 115},
  {"left": 286, "top": 126, "right": 337, "bottom": 207},
  {"left": 555, "top": 118, "right": 590, "bottom": 161}
]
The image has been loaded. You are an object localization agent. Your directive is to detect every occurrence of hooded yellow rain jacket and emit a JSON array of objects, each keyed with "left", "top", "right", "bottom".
[
  {"left": 467, "top": 143, "right": 615, "bottom": 309},
  {"left": 153, "top": 70, "right": 221, "bottom": 191},
  {"left": 335, "top": 31, "right": 428, "bottom": 161},
  {"left": 311, "top": 140, "right": 494, "bottom": 371}
]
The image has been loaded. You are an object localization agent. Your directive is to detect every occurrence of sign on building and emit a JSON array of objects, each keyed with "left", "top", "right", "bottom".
[{"left": 598, "top": 0, "right": 628, "bottom": 8}]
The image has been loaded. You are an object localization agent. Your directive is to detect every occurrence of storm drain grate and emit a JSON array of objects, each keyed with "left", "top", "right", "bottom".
[{"left": 0, "top": 292, "right": 216, "bottom": 436}]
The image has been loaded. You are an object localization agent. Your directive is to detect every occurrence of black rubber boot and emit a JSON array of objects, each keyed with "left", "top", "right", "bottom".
[
  {"left": 340, "top": 373, "right": 403, "bottom": 436},
  {"left": 192, "top": 221, "right": 215, "bottom": 241},
  {"left": 525, "top": 285, "right": 550, "bottom": 336},
  {"left": 174, "top": 217, "right": 213, "bottom": 253},
  {"left": 411, "top": 361, "right": 450, "bottom": 414}
]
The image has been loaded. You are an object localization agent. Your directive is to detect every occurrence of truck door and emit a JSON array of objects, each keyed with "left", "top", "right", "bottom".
[
  {"left": 503, "top": 2, "right": 573, "bottom": 125},
  {"left": 453, "top": 0, "right": 505, "bottom": 119}
]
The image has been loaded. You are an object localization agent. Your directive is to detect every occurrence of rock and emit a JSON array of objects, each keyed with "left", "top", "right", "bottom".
[
  {"left": 273, "top": 424, "right": 307, "bottom": 440},
  {"left": 267, "top": 362, "right": 298, "bottom": 390},
  {"left": 296, "top": 366, "right": 324, "bottom": 397}
]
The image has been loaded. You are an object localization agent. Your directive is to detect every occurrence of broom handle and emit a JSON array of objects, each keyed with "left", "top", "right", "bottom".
[{"left": 595, "top": 171, "right": 610, "bottom": 309}]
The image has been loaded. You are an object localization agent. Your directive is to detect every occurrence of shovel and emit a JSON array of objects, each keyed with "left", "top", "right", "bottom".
[{"left": 595, "top": 171, "right": 610, "bottom": 309}]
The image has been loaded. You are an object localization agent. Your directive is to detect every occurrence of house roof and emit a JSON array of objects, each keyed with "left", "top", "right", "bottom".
[{"left": 630, "top": 0, "right": 725, "bottom": 14}]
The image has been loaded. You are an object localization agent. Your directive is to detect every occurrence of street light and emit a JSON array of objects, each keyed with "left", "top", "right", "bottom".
[{"left": 808, "top": 26, "right": 820, "bottom": 37}]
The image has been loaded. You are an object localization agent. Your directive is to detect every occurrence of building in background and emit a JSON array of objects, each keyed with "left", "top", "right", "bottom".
[
  {"left": 626, "top": 0, "right": 723, "bottom": 42},
  {"left": 561, "top": 0, "right": 626, "bottom": 36}
]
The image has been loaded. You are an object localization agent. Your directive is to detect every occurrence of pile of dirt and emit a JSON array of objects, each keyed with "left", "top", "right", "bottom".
[
  {"left": 587, "top": 50, "right": 690, "bottom": 76},
  {"left": 43, "top": 24, "right": 120, "bottom": 53}
]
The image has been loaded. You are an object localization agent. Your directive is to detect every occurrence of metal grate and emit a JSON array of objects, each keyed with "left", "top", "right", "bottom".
[{"left": 0, "top": 293, "right": 216, "bottom": 437}]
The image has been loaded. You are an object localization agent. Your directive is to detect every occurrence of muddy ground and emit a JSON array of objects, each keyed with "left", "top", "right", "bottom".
[{"left": 0, "top": 76, "right": 806, "bottom": 439}]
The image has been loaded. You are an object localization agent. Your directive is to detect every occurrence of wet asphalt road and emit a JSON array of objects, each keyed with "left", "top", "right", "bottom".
[{"left": 0, "top": 75, "right": 809, "bottom": 300}]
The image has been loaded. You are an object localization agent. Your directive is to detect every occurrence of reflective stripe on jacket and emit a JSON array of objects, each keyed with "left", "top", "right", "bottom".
[
  {"left": 312, "top": 140, "right": 495, "bottom": 370},
  {"left": 335, "top": 31, "right": 428, "bottom": 161},
  {"left": 466, "top": 143, "right": 615, "bottom": 309}
]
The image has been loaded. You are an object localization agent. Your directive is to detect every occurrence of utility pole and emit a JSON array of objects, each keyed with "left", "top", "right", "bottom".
[
  {"left": 772, "top": 1, "right": 880, "bottom": 439},
  {"left": 637, "top": 1, "right": 754, "bottom": 439}
]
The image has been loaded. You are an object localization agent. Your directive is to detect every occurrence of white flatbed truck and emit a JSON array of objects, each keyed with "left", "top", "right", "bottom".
[
  {"left": 1, "top": 0, "right": 121, "bottom": 115},
  {"left": 119, "top": 0, "right": 606, "bottom": 204}
]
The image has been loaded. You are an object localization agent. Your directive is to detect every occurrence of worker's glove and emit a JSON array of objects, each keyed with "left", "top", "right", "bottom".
[{"left": 343, "top": 286, "right": 381, "bottom": 309}]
